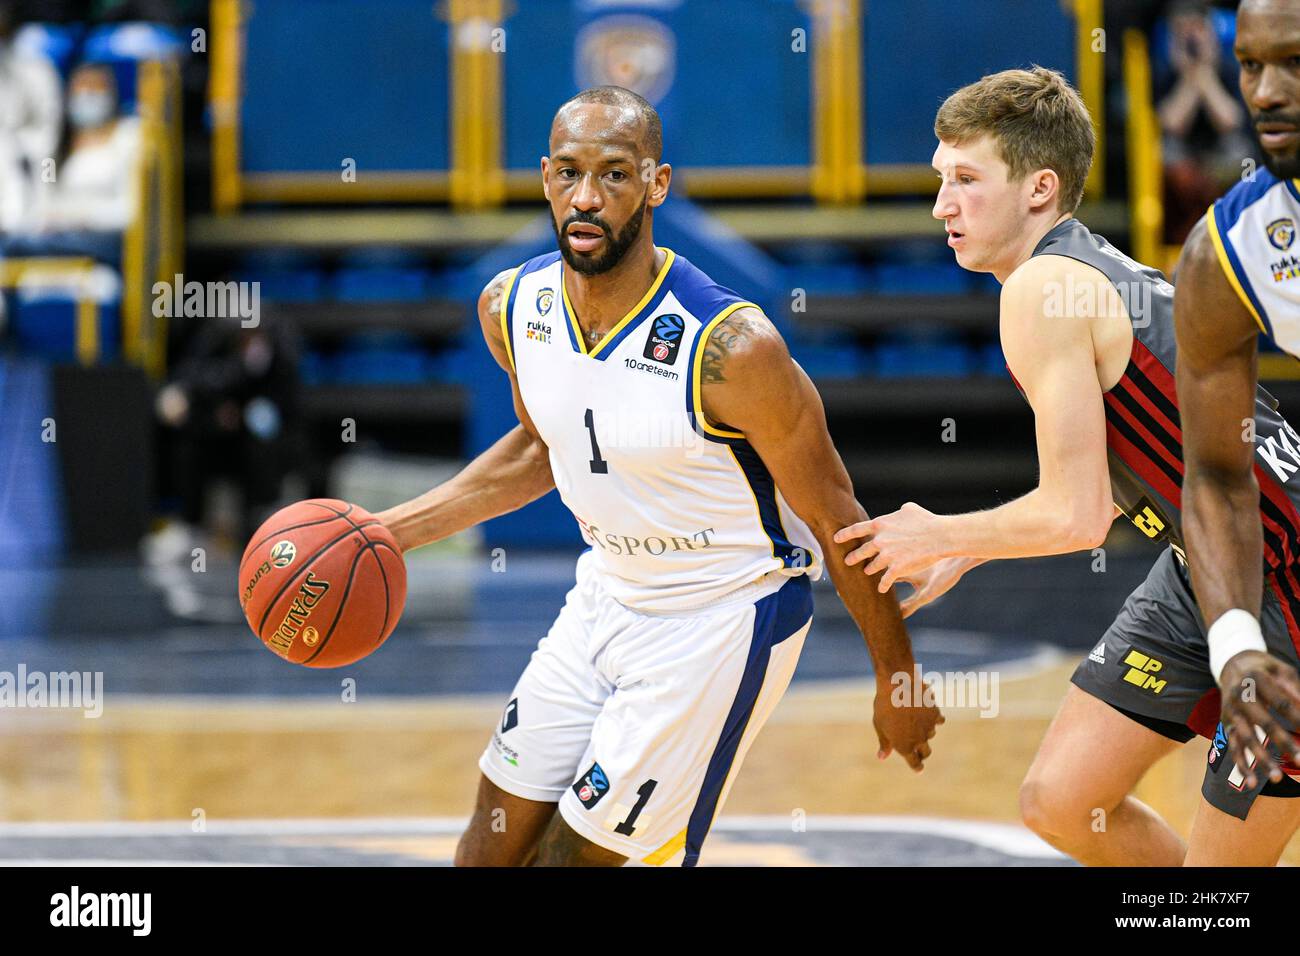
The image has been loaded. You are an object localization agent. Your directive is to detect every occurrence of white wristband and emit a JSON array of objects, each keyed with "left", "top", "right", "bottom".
[{"left": 1207, "top": 609, "right": 1267, "bottom": 684}]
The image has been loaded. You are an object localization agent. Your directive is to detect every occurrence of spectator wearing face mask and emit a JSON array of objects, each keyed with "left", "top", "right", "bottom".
[
  {"left": 0, "top": 0, "right": 62, "bottom": 233},
  {"left": 31, "top": 61, "right": 142, "bottom": 233}
]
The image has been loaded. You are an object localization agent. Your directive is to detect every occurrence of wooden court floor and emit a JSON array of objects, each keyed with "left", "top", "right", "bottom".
[{"left": 2, "top": 659, "right": 1297, "bottom": 865}]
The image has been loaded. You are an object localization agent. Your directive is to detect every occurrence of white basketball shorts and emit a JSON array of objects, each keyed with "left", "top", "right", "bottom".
[{"left": 478, "top": 548, "right": 814, "bottom": 866}]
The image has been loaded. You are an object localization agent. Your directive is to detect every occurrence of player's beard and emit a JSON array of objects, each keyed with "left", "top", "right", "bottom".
[
  {"left": 1261, "top": 147, "right": 1300, "bottom": 180},
  {"left": 553, "top": 194, "right": 648, "bottom": 276},
  {"left": 1255, "top": 110, "right": 1300, "bottom": 180}
]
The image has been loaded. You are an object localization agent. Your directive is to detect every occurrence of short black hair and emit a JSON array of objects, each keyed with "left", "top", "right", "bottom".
[{"left": 553, "top": 85, "right": 663, "bottom": 163}]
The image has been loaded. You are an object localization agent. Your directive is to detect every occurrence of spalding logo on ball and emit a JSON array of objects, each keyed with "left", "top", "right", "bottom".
[{"left": 238, "top": 499, "right": 407, "bottom": 668}]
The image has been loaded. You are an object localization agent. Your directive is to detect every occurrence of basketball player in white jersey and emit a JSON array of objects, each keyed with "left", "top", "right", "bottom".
[
  {"left": 375, "top": 87, "right": 942, "bottom": 867},
  {"left": 1176, "top": 0, "right": 1300, "bottom": 793}
]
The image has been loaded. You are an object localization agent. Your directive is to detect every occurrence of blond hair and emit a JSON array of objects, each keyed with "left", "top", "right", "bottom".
[{"left": 934, "top": 66, "right": 1095, "bottom": 214}]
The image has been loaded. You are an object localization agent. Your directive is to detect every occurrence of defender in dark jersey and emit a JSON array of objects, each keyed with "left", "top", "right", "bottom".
[{"left": 835, "top": 67, "right": 1300, "bottom": 865}]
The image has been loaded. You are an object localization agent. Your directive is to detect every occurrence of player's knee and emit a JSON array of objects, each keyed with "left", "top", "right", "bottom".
[{"left": 1018, "top": 773, "right": 1091, "bottom": 842}]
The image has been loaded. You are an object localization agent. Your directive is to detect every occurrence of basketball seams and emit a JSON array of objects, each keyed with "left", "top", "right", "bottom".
[
  {"left": 366, "top": 542, "right": 394, "bottom": 646},
  {"left": 239, "top": 500, "right": 356, "bottom": 564},
  {"left": 300, "top": 536, "right": 372, "bottom": 665}
]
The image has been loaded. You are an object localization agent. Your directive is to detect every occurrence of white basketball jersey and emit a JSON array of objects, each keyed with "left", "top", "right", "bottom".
[
  {"left": 500, "top": 247, "right": 822, "bottom": 612},
  {"left": 1209, "top": 169, "right": 1300, "bottom": 354}
]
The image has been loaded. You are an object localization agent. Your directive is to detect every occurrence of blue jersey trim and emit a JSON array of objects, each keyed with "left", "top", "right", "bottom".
[
  {"left": 1215, "top": 168, "right": 1281, "bottom": 231},
  {"left": 682, "top": 574, "right": 812, "bottom": 867},
  {"left": 729, "top": 441, "right": 800, "bottom": 566},
  {"left": 505, "top": 252, "right": 561, "bottom": 359},
  {"left": 1212, "top": 201, "right": 1277, "bottom": 340}
]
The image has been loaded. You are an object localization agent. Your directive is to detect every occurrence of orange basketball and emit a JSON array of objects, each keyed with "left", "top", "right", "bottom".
[{"left": 238, "top": 499, "right": 407, "bottom": 668}]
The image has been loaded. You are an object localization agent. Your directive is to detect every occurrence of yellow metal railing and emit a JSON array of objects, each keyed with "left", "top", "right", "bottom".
[
  {"left": 125, "top": 57, "right": 183, "bottom": 378},
  {"left": 1075, "top": 0, "right": 1105, "bottom": 201},
  {"left": 210, "top": 0, "right": 243, "bottom": 214},
  {"left": 449, "top": 0, "right": 506, "bottom": 208},
  {"left": 812, "top": 0, "right": 864, "bottom": 204},
  {"left": 1123, "top": 29, "right": 1165, "bottom": 271}
]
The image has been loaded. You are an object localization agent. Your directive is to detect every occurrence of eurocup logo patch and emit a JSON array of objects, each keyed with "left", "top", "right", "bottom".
[
  {"left": 536, "top": 287, "right": 554, "bottom": 316},
  {"left": 270, "top": 540, "right": 296, "bottom": 568},
  {"left": 572, "top": 761, "right": 610, "bottom": 809},
  {"left": 643, "top": 313, "right": 684, "bottom": 364},
  {"left": 1267, "top": 217, "right": 1295, "bottom": 251},
  {"left": 1208, "top": 721, "right": 1227, "bottom": 769}
]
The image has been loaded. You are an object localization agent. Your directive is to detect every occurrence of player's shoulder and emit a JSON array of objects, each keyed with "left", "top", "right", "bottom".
[
  {"left": 479, "top": 252, "right": 562, "bottom": 317},
  {"left": 1000, "top": 250, "right": 1103, "bottom": 311},
  {"left": 1212, "top": 167, "right": 1288, "bottom": 232},
  {"left": 664, "top": 251, "right": 757, "bottom": 325}
]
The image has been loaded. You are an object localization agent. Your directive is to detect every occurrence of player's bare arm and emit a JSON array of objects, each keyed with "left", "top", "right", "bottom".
[
  {"left": 836, "top": 254, "right": 1116, "bottom": 594},
  {"left": 376, "top": 269, "right": 557, "bottom": 553},
  {"left": 1175, "top": 217, "right": 1300, "bottom": 783},
  {"left": 700, "top": 306, "right": 944, "bottom": 771}
]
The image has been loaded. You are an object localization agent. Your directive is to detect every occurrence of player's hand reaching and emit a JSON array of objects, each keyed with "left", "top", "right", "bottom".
[
  {"left": 894, "top": 557, "right": 974, "bottom": 618},
  {"left": 835, "top": 502, "right": 951, "bottom": 593},
  {"left": 1218, "top": 650, "right": 1300, "bottom": 789},
  {"left": 873, "top": 684, "right": 944, "bottom": 772}
]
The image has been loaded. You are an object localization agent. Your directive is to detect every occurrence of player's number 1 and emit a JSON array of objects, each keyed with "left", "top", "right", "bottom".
[{"left": 584, "top": 408, "right": 609, "bottom": 474}]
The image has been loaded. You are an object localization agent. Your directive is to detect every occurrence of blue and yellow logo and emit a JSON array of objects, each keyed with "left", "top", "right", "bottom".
[
  {"left": 536, "top": 287, "right": 554, "bottom": 316},
  {"left": 1267, "top": 217, "right": 1295, "bottom": 251}
]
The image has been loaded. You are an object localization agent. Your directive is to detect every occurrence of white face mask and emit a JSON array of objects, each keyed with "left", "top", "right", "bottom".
[{"left": 68, "top": 90, "right": 114, "bottom": 128}]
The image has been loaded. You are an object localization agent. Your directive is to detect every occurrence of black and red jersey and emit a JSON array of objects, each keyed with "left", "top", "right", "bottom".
[{"left": 1018, "top": 219, "right": 1300, "bottom": 636}]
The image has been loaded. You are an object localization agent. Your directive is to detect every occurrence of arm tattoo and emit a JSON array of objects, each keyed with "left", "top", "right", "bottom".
[
  {"left": 483, "top": 272, "right": 512, "bottom": 350},
  {"left": 701, "top": 312, "right": 763, "bottom": 384}
]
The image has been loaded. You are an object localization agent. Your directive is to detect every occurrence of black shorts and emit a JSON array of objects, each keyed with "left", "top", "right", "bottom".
[{"left": 1071, "top": 548, "right": 1300, "bottom": 818}]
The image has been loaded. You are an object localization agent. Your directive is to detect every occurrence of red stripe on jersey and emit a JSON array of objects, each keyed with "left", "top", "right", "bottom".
[
  {"left": 1116, "top": 372, "right": 1182, "bottom": 451},
  {"left": 1270, "top": 571, "right": 1300, "bottom": 659},
  {"left": 1106, "top": 386, "right": 1185, "bottom": 477},
  {"left": 1257, "top": 467, "right": 1300, "bottom": 569},
  {"left": 1104, "top": 417, "right": 1184, "bottom": 508},
  {"left": 1131, "top": 341, "right": 1182, "bottom": 429}
]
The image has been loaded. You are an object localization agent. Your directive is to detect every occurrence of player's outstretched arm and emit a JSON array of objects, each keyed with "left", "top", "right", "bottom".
[
  {"left": 376, "top": 270, "right": 557, "bottom": 553},
  {"left": 835, "top": 254, "right": 1116, "bottom": 591},
  {"left": 700, "top": 307, "right": 943, "bottom": 772},
  {"left": 1175, "top": 217, "right": 1300, "bottom": 783}
]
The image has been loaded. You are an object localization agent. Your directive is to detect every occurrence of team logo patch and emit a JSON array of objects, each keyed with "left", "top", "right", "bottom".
[
  {"left": 1121, "top": 649, "right": 1166, "bottom": 694},
  {"left": 572, "top": 762, "right": 610, "bottom": 809},
  {"left": 1267, "top": 217, "right": 1295, "bottom": 251},
  {"left": 270, "top": 540, "right": 296, "bottom": 568},
  {"left": 642, "top": 313, "right": 684, "bottom": 365},
  {"left": 1208, "top": 721, "right": 1227, "bottom": 769},
  {"left": 501, "top": 697, "right": 518, "bottom": 734},
  {"left": 536, "top": 288, "right": 554, "bottom": 316}
]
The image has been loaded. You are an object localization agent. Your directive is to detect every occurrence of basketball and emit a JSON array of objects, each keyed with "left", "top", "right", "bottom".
[{"left": 238, "top": 499, "right": 407, "bottom": 667}]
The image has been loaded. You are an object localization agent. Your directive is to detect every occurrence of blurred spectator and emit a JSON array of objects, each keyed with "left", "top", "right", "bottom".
[
  {"left": 1155, "top": 0, "right": 1250, "bottom": 242},
  {"left": 0, "top": 0, "right": 62, "bottom": 233},
  {"left": 147, "top": 314, "right": 303, "bottom": 559},
  {"left": 30, "top": 61, "right": 141, "bottom": 232}
]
